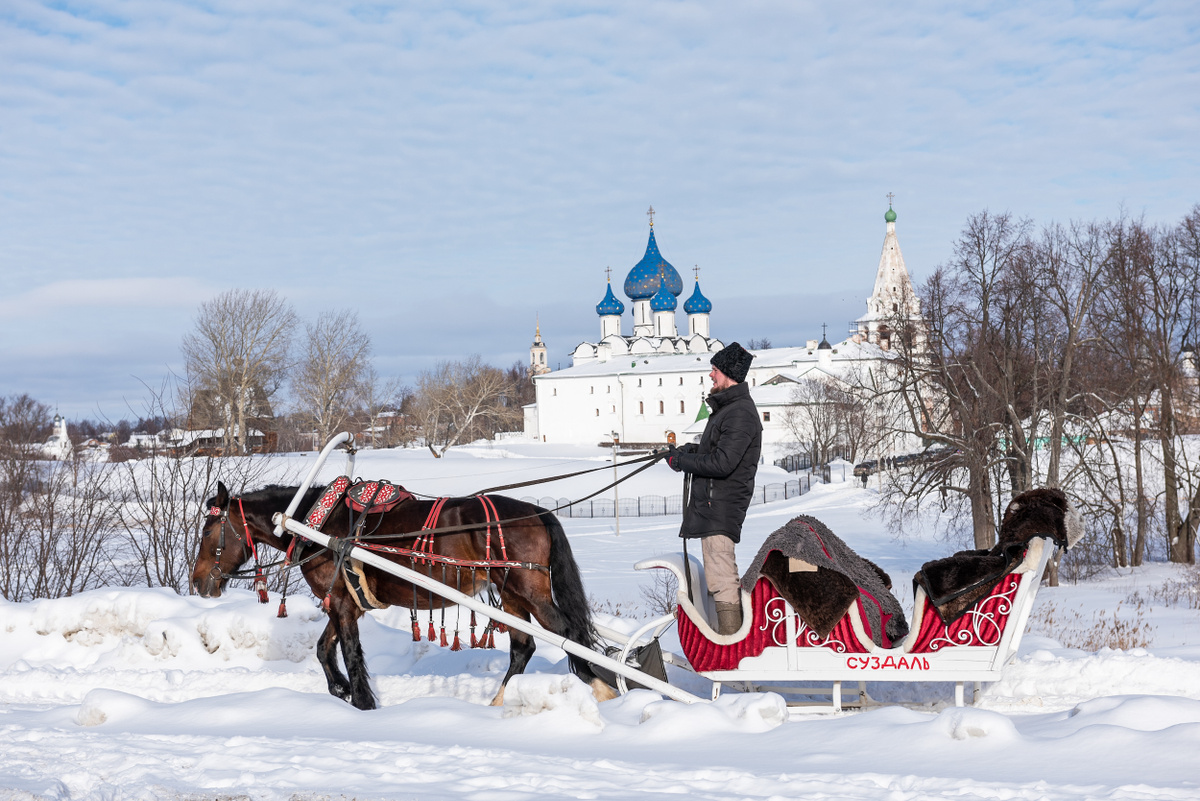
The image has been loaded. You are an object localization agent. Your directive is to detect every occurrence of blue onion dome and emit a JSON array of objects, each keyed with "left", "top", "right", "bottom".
[
  {"left": 649, "top": 275, "right": 677, "bottom": 312},
  {"left": 683, "top": 281, "right": 712, "bottom": 314},
  {"left": 595, "top": 282, "right": 625, "bottom": 316},
  {"left": 624, "top": 228, "right": 684, "bottom": 300}
]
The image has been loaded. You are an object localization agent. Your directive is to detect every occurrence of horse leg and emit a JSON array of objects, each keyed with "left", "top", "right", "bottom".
[
  {"left": 489, "top": 607, "right": 536, "bottom": 707},
  {"left": 330, "top": 600, "right": 377, "bottom": 711},
  {"left": 512, "top": 583, "right": 617, "bottom": 704},
  {"left": 316, "top": 619, "right": 354, "bottom": 703}
]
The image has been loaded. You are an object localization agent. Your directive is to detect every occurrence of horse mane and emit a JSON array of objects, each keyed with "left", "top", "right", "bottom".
[{"left": 242, "top": 483, "right": 325, "bottom": 509}]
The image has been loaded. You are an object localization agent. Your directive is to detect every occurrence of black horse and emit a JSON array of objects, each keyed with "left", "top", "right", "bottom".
[{"left": 191, "top": 481, "right": 614, "bottom": 710}]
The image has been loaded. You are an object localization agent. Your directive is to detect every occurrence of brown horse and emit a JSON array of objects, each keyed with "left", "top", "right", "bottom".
[{"left": 190, "top": 481, "right": 615, "bottom": 710}]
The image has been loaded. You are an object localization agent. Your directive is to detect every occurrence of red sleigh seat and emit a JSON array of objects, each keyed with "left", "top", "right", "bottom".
[{"left": 676, "top": 577, "right": 873, "bottom": 672}]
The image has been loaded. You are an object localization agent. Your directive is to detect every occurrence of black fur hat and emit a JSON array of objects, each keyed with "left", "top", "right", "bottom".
[{"left": 710, "top": 342, "right": 755, "bottom": 383}]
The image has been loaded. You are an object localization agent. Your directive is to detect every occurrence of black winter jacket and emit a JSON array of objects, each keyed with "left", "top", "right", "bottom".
[{"left": 674, "top": 381, "right": 763, "bottom": 543}]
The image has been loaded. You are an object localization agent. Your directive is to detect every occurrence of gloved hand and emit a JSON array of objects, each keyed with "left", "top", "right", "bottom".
[{"left": 666, "top": 444, "right": 683, "bottom": 472}]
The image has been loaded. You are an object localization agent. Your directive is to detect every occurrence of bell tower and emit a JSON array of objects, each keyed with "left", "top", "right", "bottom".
[{"left": 529, "top": 318, "right": 549, "bottom": 376}]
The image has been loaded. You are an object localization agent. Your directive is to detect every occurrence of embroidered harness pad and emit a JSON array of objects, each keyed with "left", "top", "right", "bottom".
[
  {"left": 345, "top": 480, "right": 413, "bottom": 514},
  {"left": 303, "top": 476, "right": 352, "bottom": 530}
]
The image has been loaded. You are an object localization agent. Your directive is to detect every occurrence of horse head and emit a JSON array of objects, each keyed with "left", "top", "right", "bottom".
[{"left": 191, "top": 480, "right": 258, "bottom": 597}]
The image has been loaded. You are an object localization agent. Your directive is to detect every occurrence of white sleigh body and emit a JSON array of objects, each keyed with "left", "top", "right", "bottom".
[{"left": 630, "top": 537, "right": 1054, "bottom": 711}]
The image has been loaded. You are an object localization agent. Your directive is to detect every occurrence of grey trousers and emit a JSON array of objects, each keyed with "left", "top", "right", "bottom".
[{"left": 701, "top": 534, "right": 740, "bottom": 605}]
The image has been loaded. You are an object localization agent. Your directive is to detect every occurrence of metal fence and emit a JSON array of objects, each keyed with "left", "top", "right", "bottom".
[{"left": 522, "top": 474, "right": 813, "bottom": 518}]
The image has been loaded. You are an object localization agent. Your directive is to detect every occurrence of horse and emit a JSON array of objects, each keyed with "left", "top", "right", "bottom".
[{"left": 190, "top": 480, "right": 616, "bottom": 710}]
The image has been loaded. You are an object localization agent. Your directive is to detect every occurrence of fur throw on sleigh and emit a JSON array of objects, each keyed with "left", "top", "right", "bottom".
[
  {"left": 914, "top": 488, "right": 1083, "bottom": 625},
  {"left": 741, "top": 515, "right": 909, "bottom": 646}
]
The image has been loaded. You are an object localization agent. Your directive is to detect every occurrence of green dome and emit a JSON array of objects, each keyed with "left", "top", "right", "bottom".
[{"left": 885, "top": 207, "right": 897, "bottom": 223}]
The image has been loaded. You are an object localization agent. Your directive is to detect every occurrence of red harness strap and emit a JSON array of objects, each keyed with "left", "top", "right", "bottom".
[
  {"left": 476, "top": 495, "right": 508, "bottom": 560},
  {"left": 413, "top": 497, "right": 450, "bottom": 563},
  {"left": 237, "top": 498, "right": 269, "bottom": 604}
]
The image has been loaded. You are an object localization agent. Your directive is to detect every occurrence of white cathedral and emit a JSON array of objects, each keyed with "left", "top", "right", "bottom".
[{"left": 524, "top": 204, "right": 920, "bottom": 449}]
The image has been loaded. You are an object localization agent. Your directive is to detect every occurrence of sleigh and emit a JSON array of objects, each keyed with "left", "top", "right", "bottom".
[{"left": 606, "top": 533, "right": 1056, "bottom": 712}]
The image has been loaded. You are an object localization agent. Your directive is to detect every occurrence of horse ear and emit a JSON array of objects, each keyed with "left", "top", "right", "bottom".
[{"left": 216, "top": 481, "right": 230, "bottom": 508}]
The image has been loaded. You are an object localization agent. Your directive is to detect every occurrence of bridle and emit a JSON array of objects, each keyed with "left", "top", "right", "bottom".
[{"left": 206, "top": 497, "right": 269, "bottom": 602}]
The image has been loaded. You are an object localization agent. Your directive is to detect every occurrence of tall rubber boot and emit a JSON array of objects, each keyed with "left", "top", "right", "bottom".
[{"left": 715, "top": 602, "right": 743, "bottom": 636}]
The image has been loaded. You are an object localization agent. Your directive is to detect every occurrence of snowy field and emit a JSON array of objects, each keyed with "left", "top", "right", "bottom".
[{"left": 4, "top": 442, "right": 1200, "bottom": 800}]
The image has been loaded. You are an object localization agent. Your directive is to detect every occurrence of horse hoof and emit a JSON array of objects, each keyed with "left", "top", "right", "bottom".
[
  {"left": 489, "top": 686, "right": 506, "bottom": 706},
  {"left": 590, "top": 678, "right": 618, "bottom": 702}
]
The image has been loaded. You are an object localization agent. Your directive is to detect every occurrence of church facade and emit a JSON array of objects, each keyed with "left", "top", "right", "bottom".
[{"left": 525, "top": 205, "right": 921, "bottom": 448}]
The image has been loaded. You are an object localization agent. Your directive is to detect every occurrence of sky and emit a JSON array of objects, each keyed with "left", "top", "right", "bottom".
[{"left": 2, "top": 1, "right": 1198, "bottom": 421}]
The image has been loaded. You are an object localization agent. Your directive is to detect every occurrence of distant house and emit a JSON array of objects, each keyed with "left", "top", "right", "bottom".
[
  {"left": 160, "top": 427, "right": 275, "bottom": 456},
  {"left": 125, "top": 431, "right": 164, "bottom": 450}
]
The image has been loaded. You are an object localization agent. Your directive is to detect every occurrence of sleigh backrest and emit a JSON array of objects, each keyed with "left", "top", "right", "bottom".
[{"left": 900, "top": 536, "right": 1054, "bottom": 664}]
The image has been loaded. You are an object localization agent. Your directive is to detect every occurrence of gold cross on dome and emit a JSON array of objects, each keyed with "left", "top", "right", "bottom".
[
  {"left": 605, "top": 266, "right": 612, "bottom": 283},
  {"left": 887, "top": 192, "right": 895, "bottom": 208},
  {"left": 647, "top": 205, "right": 655, "bottom": 227},
  {"left": 693, "top": 265, "right": 701, "bottom": 281}
]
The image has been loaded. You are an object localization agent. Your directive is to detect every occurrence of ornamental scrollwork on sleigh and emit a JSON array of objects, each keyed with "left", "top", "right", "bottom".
[
  {"left": 761, "top": 597, "right": 849, "bottom": 653},
  {"left": 927, "top": 574, "right": 1021, "bottom": 650}
]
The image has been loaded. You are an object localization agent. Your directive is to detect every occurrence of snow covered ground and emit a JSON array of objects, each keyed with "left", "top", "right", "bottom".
[{"left": 3, "top": 443, "right": 1200, "bottom": 800}]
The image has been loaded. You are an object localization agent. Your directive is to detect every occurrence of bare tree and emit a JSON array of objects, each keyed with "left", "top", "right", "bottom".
[
  {"left": 889, "top": 211, "right": 1034, "bottom": 549},
  {"left": 110, "top": 379, "right": 290, "bottom": 592},
  {"left": 413, "top": 355, "right": 522, "bottom": 456},
  {"left": 783, "top": 378, "right": 853, "bottom": 465},
  {"left": 357, "top": 366, "right": 410, "bottom": 448},
  {"left": 0, "top": 394, "right": 52, "bottom": 450},
  {"left": 0, "top": 396, "right": 120, "bottom": 601},
  {"left": 181, "top": 289, "right": 297, "bottom": 455},
  {"left": 291, "top": 309, "right": 371, "bottom": 448}
]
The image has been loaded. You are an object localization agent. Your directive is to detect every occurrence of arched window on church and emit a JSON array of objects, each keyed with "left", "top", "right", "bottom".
[
  {"left": 658, "top": 401, "right": 664, "bottom": 414},
  {"left": 679, "top": 400, "right": 685, "bottom": 413},
  {"left": 639, "top": 401, "right": 644, "bottom": 414}
]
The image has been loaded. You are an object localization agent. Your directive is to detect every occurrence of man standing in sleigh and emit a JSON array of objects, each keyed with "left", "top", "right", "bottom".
[{"left": 666, "top": 342, "right": 762, "bottom": 635}]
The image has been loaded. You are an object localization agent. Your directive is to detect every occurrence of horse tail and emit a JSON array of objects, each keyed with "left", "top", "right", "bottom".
[{"left": 541, "top": 509, "right": 598, "bottom": 657}]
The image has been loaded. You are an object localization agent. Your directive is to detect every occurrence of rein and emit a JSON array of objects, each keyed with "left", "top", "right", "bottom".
[{"left": 330, "top": 449, "right": 668, "bottom": 543}]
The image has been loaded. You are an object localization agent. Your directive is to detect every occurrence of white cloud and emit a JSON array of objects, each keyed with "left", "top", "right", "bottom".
[
  {"left": 0, "top": 277, "right": 210, "bottom": 318},
  {"left": 0, "top": 0, "right": 1197, "bottom": 411}
]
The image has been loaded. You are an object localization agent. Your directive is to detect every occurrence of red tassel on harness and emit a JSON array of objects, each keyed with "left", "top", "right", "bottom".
[
  {"left": 254, "top": 573, "right": 268, "bottom": 604},
  {"left": 495, "top": 622, "right": 508, "bottom": 635},
  {"left": 412, "top": 619, "right": 422, "bottom": 641},
  {"left": 470, "top": 611, "right": 479, "bottom": 648},
  {"left": 427, "top": 619, "right": 436, "bottom": 642},
  {"left": 276, "top": 599, "right": 288, "bottom": 618},
  {"left": 439, "top": 626, "right": 448, "bottom": 647},
  {"left": 485, "top": 627, "right": 496, "bottom": 649},
  {"left": 451, "top": 631, "right": 462, "bottom": 651}
]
